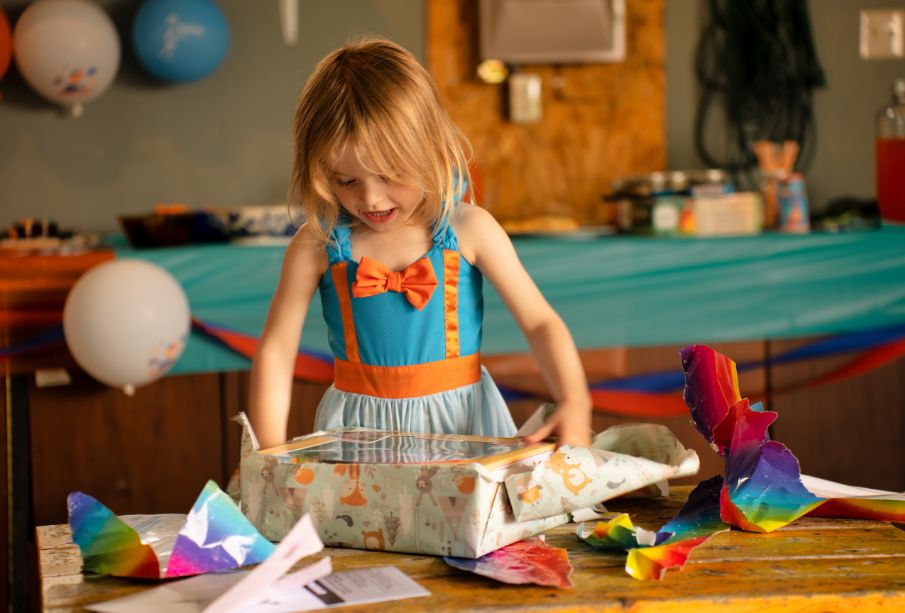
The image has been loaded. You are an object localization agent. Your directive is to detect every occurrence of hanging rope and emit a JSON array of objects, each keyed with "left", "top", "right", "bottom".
[{"left": 694, "top": 0, "right": 826, "bottom": 184}]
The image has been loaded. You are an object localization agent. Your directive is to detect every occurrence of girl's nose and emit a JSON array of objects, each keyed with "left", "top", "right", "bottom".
[{"left": 360, "top": 180, "right": 385, "bottom": 207}]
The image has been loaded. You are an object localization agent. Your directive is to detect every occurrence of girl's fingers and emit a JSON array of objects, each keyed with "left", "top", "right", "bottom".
[{"left": 523, "top": 418, "right": 558, "bottom": 443}]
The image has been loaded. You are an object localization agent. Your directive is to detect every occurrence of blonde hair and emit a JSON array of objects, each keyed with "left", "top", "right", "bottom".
[{"left": 289, "top": 36, "right": 473, "bottom": 244}]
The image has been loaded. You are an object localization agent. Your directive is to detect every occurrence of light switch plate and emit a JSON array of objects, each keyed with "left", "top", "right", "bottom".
[
  {"left": 860, "top": 9, "right": 905, "bottom": 59},
  {"left": 508, "top": 73, "right": 543, "bottom": 124}
]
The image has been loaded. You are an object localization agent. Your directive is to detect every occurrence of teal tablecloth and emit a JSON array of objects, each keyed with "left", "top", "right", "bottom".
[{"left": 113, "top": 228, "right": 905, "bottom": 375}]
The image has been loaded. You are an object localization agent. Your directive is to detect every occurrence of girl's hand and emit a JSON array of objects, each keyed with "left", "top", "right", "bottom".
[{"left": 523, "top": 400, "right": 592, "bottom": 447}]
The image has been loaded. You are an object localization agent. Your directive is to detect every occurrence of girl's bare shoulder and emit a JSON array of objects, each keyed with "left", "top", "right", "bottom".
[
  {"left": 452, "top": 204, "right": 504, "bottom": 264},
  {"left": 286, "top": 222, "right": 329, "bottom": 275}
]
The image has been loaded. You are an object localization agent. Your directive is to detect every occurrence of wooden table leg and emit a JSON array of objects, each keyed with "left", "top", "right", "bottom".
[{"left": 6, "top": 373, "right": 38, "bottom": 611}]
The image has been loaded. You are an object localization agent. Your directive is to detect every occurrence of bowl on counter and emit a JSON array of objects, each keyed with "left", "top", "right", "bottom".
[
  {"left": 118, "top": 212, "right": 196, "bottom": 248},
  {"left": 119, "top": 209, "right": 232, "bottom": 248}
]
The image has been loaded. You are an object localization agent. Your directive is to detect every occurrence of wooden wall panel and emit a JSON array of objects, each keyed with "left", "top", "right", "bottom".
[
  {"left": 768, "top": 339, "right": 905, "bottom": 491},
  {"left": 29, "top": 372, "right": 225, "bottom": 525},
  {"left": 426, "top": 0, "right": 665, "bottom": 224}
]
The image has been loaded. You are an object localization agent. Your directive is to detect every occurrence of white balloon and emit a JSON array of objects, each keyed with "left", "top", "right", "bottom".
[
  {"left": 63, "top": 259, "right": 190, "bottom": 393},
  {"left": 13, "top": 0, "right": 121, "bottom": 116}
]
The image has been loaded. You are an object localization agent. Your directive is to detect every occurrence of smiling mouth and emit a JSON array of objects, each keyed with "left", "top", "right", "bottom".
[{"left": 364, "top": 209, "right": 397, "bottom": 223}]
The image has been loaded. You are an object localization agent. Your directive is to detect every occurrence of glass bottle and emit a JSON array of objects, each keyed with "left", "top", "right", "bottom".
[{"left": 876, "top": 78, "right": 905, "bottom": 225}]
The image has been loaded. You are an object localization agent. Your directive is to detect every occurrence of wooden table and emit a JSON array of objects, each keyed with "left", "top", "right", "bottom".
[{"left": 39, "top": 488, "right": 905, "bottom": 611}]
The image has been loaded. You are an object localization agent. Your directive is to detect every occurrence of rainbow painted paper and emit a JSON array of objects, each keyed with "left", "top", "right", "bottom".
[
  {"left": 68, "top": 480, "right": 276, "bottom": 579},
  {"left": 681, "top": 345, "right": 905, "bottom": 531},
  {"left": 578, "top": 475, "right": 729, "bottom": 580},
  {"left": 444, "top": 537, "right": 574, "bottom": 588},
  {"left": 578, "top": 345, "right": 905, "bottom": 581}
]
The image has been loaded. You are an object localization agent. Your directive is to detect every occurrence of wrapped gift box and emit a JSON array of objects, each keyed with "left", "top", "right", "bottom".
[{"left": 238, "top": 415, "right": 569, "bottom": 558}]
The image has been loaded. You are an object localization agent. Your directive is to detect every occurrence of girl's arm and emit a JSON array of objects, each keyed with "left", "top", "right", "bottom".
[
  {"left": 456, "top": 206, "right": 592, "bottom": 447},
  {"left": 248, "top": 223, "right": 326, "bottom": 449}
]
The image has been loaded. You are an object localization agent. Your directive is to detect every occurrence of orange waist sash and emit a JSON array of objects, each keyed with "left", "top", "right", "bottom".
[{"left": 333, "top": 353, "right": 482, "bottom": 398}]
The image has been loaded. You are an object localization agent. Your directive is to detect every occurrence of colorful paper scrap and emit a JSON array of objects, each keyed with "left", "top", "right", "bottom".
[
  {"left": 68, "top": 480, "right": 275, "bottom": 579},
  {"left": 444, "top": 537, "right": 574, "bottom": 588},
  {"left": 578, "top": 475, "right": 728, "bottom": 580}
]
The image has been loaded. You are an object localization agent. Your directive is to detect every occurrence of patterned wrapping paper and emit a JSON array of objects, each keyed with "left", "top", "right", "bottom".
[
  {"left": 505, "top": 423, "right": 700, "bottom": 522},
  {"left": 237, "top": 415, "right": 569, "bottom": 558}
]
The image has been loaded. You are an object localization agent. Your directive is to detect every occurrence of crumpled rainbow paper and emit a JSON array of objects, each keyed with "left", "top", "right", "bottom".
[
  {"left": 578, "top": 345, "right": 905, "bottom": 580},
  {"left": 444, "top": 537, "right": 574, "bottom": 588},
  {"left": 681, "top": 345, "right": 904, "bottom": 531},
  {"left": 68, "top": 480, "right": 276, "bottom": 579},
  {"left": 579, "top": 474, "right": 729, "bottom": 580}
]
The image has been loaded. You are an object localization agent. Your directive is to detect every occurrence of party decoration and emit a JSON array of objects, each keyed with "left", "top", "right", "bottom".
[
  {"left": 68, "top": 480, "right": 276, "bottom": 579},
  {"left": 13, "top": 0, "right": 120, "bottom": 116},
  {"left": 0, "top": 7, "right": 11, "bottom": 82},
  {"left": 63, "top": 259, "right": 189, "bottom": 394},
  {"left": 444, "top": 537, "right": 574, "bottom": 588},
  {"left": 132, "top": 0, "right": 230, "bottom": 83}
]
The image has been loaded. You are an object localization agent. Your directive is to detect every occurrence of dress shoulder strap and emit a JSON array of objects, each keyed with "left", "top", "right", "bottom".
[
  {"left": 326, "top": 223, "right": 352, "bottom": 264},
  {"left": 431, "top": 208, "right": 459, "bottom": 251},
  {"left": 432, "top": 174, "right": 468, "bottom": 251}
]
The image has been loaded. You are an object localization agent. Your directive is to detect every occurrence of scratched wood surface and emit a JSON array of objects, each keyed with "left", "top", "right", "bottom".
[{"left": 39, "top": 487, "right": 905, "bottom": 612}]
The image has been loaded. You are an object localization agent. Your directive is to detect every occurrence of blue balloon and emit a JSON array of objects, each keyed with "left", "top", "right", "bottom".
[{"left": 132, "top": 0, "right": 230, "bottom": 83}]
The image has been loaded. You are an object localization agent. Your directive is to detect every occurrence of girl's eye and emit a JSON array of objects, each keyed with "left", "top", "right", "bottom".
[
  {"left": 336, "top": 178, "right": 355, "bottom": 187},
  {"left": 378, "top": 175, "right": 391, "bottom": 184}
]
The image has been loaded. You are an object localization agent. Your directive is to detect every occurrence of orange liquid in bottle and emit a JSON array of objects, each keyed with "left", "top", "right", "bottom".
[{"left": 876, "top": 138, "right": 905, "bottom": 224}]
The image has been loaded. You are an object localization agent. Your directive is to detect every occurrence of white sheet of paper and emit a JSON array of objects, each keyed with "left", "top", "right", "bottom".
[
  {"left": 250, "top": 566, "right": 430, "bottom": 612},
  {"left": 88, "top": 564, "right": 428, "bottom": 613}
]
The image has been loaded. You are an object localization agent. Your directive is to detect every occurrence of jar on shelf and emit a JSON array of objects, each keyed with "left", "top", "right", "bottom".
[{"left": 876, "top": 78, "right": 905, "bottom": 225}]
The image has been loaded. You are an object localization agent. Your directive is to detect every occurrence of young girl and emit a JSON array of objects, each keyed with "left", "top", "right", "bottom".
[{"left": 249, "top": 37, "right": 591, "bottom": 450}]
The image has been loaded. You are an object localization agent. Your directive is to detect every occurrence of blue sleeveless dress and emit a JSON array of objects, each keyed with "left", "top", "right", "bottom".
[{"left": 312, "top": 214, "right": 516, "bottom": 437}]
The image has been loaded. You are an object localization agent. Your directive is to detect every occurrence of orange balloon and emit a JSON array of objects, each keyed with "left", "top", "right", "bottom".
[{"left": 0, "top": 8, "right": 10, "bottom": 81}]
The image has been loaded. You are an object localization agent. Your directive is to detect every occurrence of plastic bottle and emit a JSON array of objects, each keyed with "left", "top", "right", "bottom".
[{"left": 876, "top": 78, "right": 905, "bottom": 225}]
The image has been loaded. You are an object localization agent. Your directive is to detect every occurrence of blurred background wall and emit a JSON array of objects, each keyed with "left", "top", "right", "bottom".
[
  {"left": 1, "top": 0, "right": 902, "bottom": 232},
  {"left": 0, "top": 0, "right": 424, "bottom": 231}
]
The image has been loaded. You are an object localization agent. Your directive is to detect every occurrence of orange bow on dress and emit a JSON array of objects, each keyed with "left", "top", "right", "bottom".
[{"left": 352, "top": 256, "right": 439, "bottom": 310}]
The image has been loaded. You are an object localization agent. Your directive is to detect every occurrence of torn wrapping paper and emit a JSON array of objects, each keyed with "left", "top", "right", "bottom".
[
  {"left": 505, "top": 423, "right": 700, "bottom": 522},
  {"left": 578, "top": 475, "right": 729, "bottom": 580},
  {"left": 681, "top": 345, "right": 905, "bottom": 531},
  {"left": 584, "top": 344, "right": 905, "bottom": 582},
  {"left": 68, "top": 480, "right": 275, "bottom": 579},
  {"left": 443, "top": 536, "right": 574, "bottom": 588}
]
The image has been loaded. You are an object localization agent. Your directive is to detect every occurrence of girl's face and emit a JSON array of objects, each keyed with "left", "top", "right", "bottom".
[{"left": 331, "top": 147, "right": 423, "bottom": 233}]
